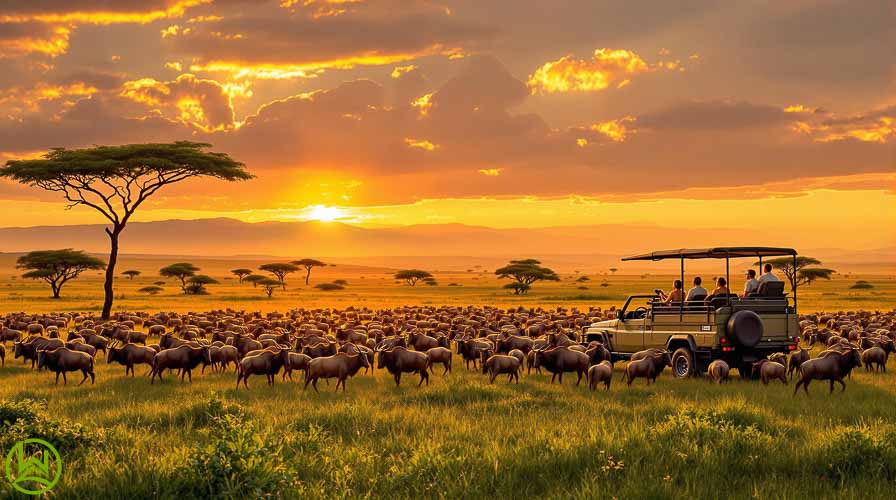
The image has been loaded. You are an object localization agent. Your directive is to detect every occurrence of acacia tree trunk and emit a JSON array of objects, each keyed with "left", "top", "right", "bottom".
[
  {"left": 305, "top": 267, "right": 311, "bottom": 285},
  {"left": 51, "top": 281, "right": 60, "bottom": 299},
  {"left": 102, "top": 226, "right": 122, "bottom": 320}
]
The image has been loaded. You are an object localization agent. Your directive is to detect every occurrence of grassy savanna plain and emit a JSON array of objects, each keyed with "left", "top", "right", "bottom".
[{"left": 0, "top": 254, "right": 894, "bottom": 498}]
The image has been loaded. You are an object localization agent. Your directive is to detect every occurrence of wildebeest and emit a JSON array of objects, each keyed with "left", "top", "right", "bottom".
[
  {"left": 377, "top": 346, "right": 430, "bottom": 387},
  {"left": 236, "top": 347, "right": 290, "bottom": 389},
  {"left": 793, "top": 347, "right": 862, "bottom": 395},
  {"left": 304, "top": 352, "right": 369, "bottom": 392},
  {"left": 533, "top": 346, "right": 589, "bottom": 385},
  {"left": 37, "top": 347, "right": 95, "bottom": 385},
  {"left": 150, "top": 344, "right": 211, "bottom": 384},
  {"left": 107, "top": 342, "right": 156, "bottom": 376}
]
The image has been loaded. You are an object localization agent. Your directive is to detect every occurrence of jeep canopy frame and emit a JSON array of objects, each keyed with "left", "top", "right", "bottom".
[{"left": 621, "top": 247, "right": 799, "bottom": 314}]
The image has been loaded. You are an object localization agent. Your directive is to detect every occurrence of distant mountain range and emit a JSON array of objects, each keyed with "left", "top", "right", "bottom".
[{"left": 0, "top": 218, "right": 892, "bottom": 272}]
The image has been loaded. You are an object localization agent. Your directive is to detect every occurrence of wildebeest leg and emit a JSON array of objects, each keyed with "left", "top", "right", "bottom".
[
  {"left": 838, "top": 378, "right": 846, "bottom": 392},
  {"left": 79, "top": 370, "right": 88, "bottom": 385},
  {"left": 829, "top": 380, "right": 835, "bottom": 393},
  {"left": 576, "top": 370, "right": 583, "bottom": 386},
  {"left": 62, "top": 372, "right": 67, "bottom": 385},
  {"left": 55, "top": 372, "right": 60, "bottom": 385},
  {"left": 489, "top": 371, "right": 496, "bottom": 384},
  {"left": 236, "top": 372, "right": 242, "bottom": 389},
  {"left": 187, "top": 369, "right": 193, "bottom": 382},
  {"left": 394, "top": 374, "right": 401, "bottom": 386},
  {"left": 514, "top": 371, "right": 519, "bottom": 384}
]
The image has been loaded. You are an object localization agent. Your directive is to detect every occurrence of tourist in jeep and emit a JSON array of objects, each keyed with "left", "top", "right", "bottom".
[
  {"left": 658, "top": 280, "right": 684, "bottom": 304},
  {"left": 705, "top": 277, "right": 730, "bottom": 302},
  {"left": 742, "top": 269, "right": 760, "bottom": 296},
  {"left": 686, "top": 276, "right": 707, "bottom": 301},
  {"left": 758, "top": 263, "right": 780, "bottom": 284}
]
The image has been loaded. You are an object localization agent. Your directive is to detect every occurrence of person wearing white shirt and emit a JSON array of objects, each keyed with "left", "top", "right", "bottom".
[
  {"left": 743, "top": 269, "right": 760, "bottom": 296},
  {"left": 757, "top": 263, "right": 781, "bottom": 284},
  {"left": 685, "top": 277, "right": 707, "bottom": 301}
]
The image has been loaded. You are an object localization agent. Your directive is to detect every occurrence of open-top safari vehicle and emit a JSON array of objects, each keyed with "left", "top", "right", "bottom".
[{"left": 584, "top": 247, "right": 801, "bottom": 378}]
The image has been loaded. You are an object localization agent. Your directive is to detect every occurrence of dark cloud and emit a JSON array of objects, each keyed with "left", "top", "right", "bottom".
[{"left": 636, "top": 100, "right": 792, "bottom": 130}]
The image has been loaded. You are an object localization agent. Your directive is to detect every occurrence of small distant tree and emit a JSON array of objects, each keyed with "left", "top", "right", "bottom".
[
  {"left": 185, "top": 275, "right": 218, "bottom": 295},
  {"left": 576, "top": 276, "right": 590, "bottom": 282},
  {"left": 16, "top": 249, "right": 105, "bottom": 298},
  {"left": 160, "top": 262, "right": 200, "bottom": 292},
  {"left": 122, "top": 270, "right": 141, "bottom": 280},
  {"left": 755, "top": 256, "right": 835, "bottom": 290},
  {"left": 850, "top": 280, "right": 874, "bottom": 290},
  {"left": 258, "top": 277, "right": 281, "bottom": 298},
  {"left": 260, "top": 263, "right": 299, "bottom": 290},
  {"left": 0, "top": 141, "right": 252, "bottom": 319},
  {"left": 609, "top": 267, "right": 618, "bottom": 275},
  {"left": 244, "top": 274, "right": 267, "bottom": 288},
  {"left": 394, "top": 269, "right": 432, "bottom": 286},
  {"left": 495, "top": 258, "right": 559, "bottom": 293},
  {"left": 153, "top": 280, "right": 166, "bottom": 286},
  {"left": 292, "top": 259, "right": 327, "bottom": 285},
  {"left": 315, "top": 283, "right": 345, "bottom": 291},
  {"left": 231, "top": 268, "right": 252, "bottom": 283},
  {"left": 333, "top": 279, "right": 348, "bottom": 286},
  {"left": 139, "top": 285, "right": 163, "bottom": 295}
]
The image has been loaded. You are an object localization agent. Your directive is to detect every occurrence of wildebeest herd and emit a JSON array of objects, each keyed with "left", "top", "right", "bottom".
[{"left": 0, "top": 307, "right": 892, "bottom": 395}]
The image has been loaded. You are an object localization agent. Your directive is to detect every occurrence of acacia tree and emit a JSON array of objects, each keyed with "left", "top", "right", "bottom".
[
  {"left": 122, "top": 270, "right": 141, "bottom": 280},
  {"left": 292, "top": 259, "right": 327, "bottom": 285},
  {"left": 16, "top": 249, "right": 105, "bottom": 299},
  {"left": 185, "top": 275, "right": 218, "bottom": 295},
  {"left": 244, "top": 274, "right": 267, "bottom": 288},
  {"left": 258, "top": 277, "right": 280, "bottom": 298},
  {"left": 394, "top": 269, "right": 432, "bottom": 286},
  {"left": 160, "top": 262, "right": 200, "bottom": 292},
  {"left": 260, "top": 263, "right": 299, "bottom": 290},
  {"left": 754, "top": 256, "right": 835, "bottom": 290},
  {"left": 495, "top": 259, "right": 559, "bottom": 294},
  {"left": 0, "top": 142, "right": 251, "bottom": 319},
  {"left": 231, "top": 268, "right": 252, "bottom": 283}
]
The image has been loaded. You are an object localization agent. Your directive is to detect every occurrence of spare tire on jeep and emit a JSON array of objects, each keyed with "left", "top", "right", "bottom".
[{"left": 727, "top": 310, "right": 764, "bottom": 347}]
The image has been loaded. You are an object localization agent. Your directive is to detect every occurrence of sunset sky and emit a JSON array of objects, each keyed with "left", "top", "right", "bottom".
[{"left": 0, "top": 0, "right": 893, "bottom": 249}]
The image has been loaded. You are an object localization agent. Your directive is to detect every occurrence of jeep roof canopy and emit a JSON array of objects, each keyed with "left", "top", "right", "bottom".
[
  {"left": 620, "top": 246, "right": 799, "bottom": 311},
  {"left": 621, "top": 247, "right": 797, "bottom": 261}
]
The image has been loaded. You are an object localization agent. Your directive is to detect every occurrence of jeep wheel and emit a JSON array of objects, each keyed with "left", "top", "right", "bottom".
[{"left": 671, "top": 348, "right": 695, "bottom": 378}]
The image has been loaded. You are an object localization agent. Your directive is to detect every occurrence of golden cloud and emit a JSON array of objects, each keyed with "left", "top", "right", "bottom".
[
  {"left": 528, "top": 48, "right": 651, "bottom": 94},
  {"left": 478, "top": 168, "right": 503, "bottom": 177},
  {"left": 0, "top": 25, "right": 70, "bottom": 58},
  {"left": 0, "top": 1, "right": 211, "bottom": 25},
  {"left": 411, "top": 93, "right": 433, "bottom": 116},
  {"left": 790, "top": 107, "right": 895, "bottom": 144},
  {"left": 0, "top": 81, "right": 97, "bottom": 114},
  {"left": 119, "top": 73, "right": 237, "bottom": 131},
  {"left": 405, "top": 138, "right": 438, "bottom": 151},
  {"left": 391, "top": 65, "right": 417, "bottom": 79},
  {"left": 188, "top": 50, "right": 431, "bottom": 81},
  {"left": 590, "top": 116, "right": 636, "bottom": 142}
]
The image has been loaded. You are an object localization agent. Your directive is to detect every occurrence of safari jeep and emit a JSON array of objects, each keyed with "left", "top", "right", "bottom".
[{"left": 584, "top": 247, "right": 800, "bottom": 378}]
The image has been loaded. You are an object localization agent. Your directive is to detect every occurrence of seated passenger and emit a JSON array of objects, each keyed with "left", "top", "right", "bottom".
[
  {"left": 705, "top": 277, "right": 730, "bottom": 302},
  {"left": 658, "top": 280, "right": 684, "bottom": 305},
  {"left": 686, "top": 277, "right": 707, "bottom": 301},
  {"left": 742, "top": 269, "right": 760, "bottom": 297},
  {"left": 757, "top": 263, "right": 781, "bottom": 284}
]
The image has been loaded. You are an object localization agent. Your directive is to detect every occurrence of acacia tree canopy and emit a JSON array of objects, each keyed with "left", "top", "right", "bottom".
[
  {"left": 231, "top": 268, "right": 252, "bottom": 283},
  {"left": 17, "top": 249, "right": 105, "bottom": 298},
  {"left": 755, "top": 256, "right": 835, "bottom": 289},
  {"left": 495, "top": 259, "right": 559, "bottom": 291},
  {"left": 122, "top": 270, "right": 141, "bottom": 279},
  {"left": 0, "top": 141, "right": 251, "bottom": 319},
  {"left": 160, "top": 262, "right": 200, "bottom": 292},
  {"left": 292, "top": 258, "right": 327, "bottom": 285},
  {"left": 259, "top": 263, "right": 299, "bottom": 290},
  {"left": 394, "top": 269, "right": 432, "bottom": 286}
]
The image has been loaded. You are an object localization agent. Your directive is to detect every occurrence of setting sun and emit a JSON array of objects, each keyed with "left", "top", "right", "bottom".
[{"left": 302, "top": 204, "right": 346, "bottom": 223}]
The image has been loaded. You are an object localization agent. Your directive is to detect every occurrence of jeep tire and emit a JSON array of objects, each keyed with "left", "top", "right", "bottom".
[{"left": 671, "top": 348, "right": 695, "bottom": 379}]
